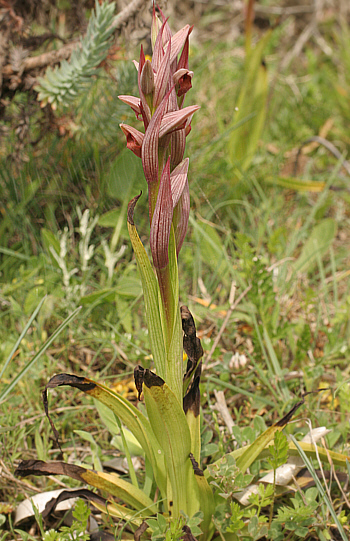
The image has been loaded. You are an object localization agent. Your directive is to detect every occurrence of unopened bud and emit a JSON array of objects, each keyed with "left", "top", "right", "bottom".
[
  {"left": 140, "top": 59, "right": 155, "bottom": 97},
  {"left": 151, "top": 6, "right": 162, "bottom": 50}
]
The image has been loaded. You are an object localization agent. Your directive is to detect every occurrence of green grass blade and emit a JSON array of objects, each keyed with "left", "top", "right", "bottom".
[
  {"left": 290, "top": 435, "right": 348, "bottom": 541},
  {"left": 115, "top": 415, "right": 139, "bottom": 489},
  {"left": 0, "top": 305, "right": 81, "bottom": 403},
  {"left": 0, "top": 247, "right": 31, "bottom": 260},
  {"left": 263, "top": 326, "right": 290, "bottom": 402},
  {"left": 206, "top": 376, "right": 276, "bottom": 407},
  {"left": 0, "top": 296, "right": 47, "bottom": 381},
  {"left": 265, "top": 176, "right": 326, "bottom": 192}
]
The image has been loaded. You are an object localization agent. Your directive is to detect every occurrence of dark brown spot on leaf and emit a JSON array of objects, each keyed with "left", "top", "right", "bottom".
[
  {"left": 134, "top": 365, "right": 145, "bottom": 400},
  {"left": 183, "top": 369, "right": 201, "bottom": 417},
  {"left": 181, "top": 306, "right": 203, "bottom": 389},
  {"left": 143, "top": 369, "right": 165, "bottom": 388},
  {"left": 189, "top": 453, "right": 203, "bottom": 476}
]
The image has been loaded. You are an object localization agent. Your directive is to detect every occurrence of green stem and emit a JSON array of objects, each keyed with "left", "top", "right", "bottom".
[
  {"left": 269, "top": 467, "right": 276, "bottom": 528},
  {"left": 157, "top": 265, "right": 175, "bottom": 350}
]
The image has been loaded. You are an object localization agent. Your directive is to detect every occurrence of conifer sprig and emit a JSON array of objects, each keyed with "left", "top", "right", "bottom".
[{"left": 36, "top": 1, "right": 116, "bottom": 109}]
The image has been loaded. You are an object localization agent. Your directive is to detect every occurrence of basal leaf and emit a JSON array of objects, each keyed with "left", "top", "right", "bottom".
[
  {"left": 42, "top": 373, "right": 166, "bottom": 497},
  {"left": 142, "top": 370, "right": 196, "bottom": 517}
]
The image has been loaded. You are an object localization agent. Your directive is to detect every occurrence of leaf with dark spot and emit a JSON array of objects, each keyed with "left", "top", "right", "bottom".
[
  {"left": 275, "top": 390, "right": 329, "bottom": 428},
  {"left": 15, "top": 460, "right": 87, "bottom": 482},
  {"left": 15, "top": 459, "right": 157, "bottom": 513},
  {"left": 274, "top": 400, "right": 305, "bottom": 428}
]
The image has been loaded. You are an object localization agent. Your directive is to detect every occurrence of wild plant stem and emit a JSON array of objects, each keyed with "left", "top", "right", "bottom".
[{"left": 269, "top": 467, "right": 276, "bottom": 528}]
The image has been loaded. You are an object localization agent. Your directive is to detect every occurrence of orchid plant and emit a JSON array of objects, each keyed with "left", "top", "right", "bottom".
[
  {"left": 119, "top": 5, "right": 200, "bottom": 407},
  {"left": 15, "top": 6, "right": 350, "bottom": 541}
]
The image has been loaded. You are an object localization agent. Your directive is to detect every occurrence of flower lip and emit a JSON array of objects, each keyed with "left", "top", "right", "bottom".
[
  {"left": 120, "top": 124, "right": 144, "bottom": 158},
  {"left": 173, "top": 69, "right": 193, "bottom": 97}
]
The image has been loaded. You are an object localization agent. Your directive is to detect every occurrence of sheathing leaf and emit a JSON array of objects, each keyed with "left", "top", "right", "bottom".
[
  {"left": 192, "top": 474, "right": 215, "bottom": 541},
  {"left": 143, "top": 374, "right": 196, "bottom": 517},
  {"left": 165, "top": 227, "right": 183, "bottom": 402},
  {"left": 15, "top": 460, "right": 156, "bottom": 513},
  {"left": 43, "top": 374, "right": 166, "bottom": 497},
  {"left": 92, "top": 500, "right": 146, "bottom": 524},
  {"left": 127, "top": 200, "right": 167, "bottom": 380}
]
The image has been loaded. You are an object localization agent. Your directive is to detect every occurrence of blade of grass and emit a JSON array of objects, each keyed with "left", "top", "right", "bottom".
[
  {"left": 115, "top": 415, "right": 139, "bottom": 489},
  {"left": 251, "top": 314, "right": 284, "bottom": 400},
  {"left": 329, "top": 247, "right": 338, "bottom": 309},
  {"left": 263, "top": 326, "right": 290, "bottom": 402},
  {"left": 0, "top": 296, "right": 47, "bottom": 381},
  {"left": 0, "top": 247, "right": 31, "bottom": 260},
  {"left": 290, "top": 435, "right": 348, "bottom": 541},
  {"left": 245, "top": 352, "right": 281, "bottom": 404},
  {"left": 0, "top": 305, "right": 82, "bottom": 403},
  {"left": 206, "top": 375, "right": 276, "bottom": 407}
]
